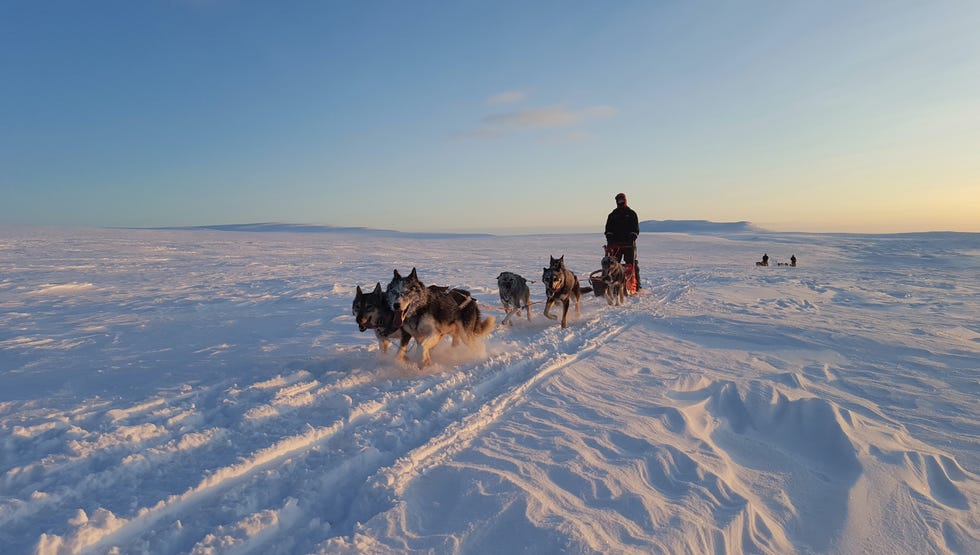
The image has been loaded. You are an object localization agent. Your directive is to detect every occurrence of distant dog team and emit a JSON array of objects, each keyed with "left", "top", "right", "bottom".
[{"left": 757, "top": 253, "right": 797, "bottom": 267}]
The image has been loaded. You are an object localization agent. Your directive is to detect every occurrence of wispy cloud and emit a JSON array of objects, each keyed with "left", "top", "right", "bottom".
[
  {"left": 486, "top": 90, "right": 527, "bottom": 105},
  {"left": 467, "top": 105, "right": 616, "bottom": 137},
  {"left": 554, "top": 131, "right": 592, "bottom": 142}
]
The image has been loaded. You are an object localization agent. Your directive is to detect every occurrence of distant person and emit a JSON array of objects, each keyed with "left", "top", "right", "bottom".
[
  {"left": 756, "top": 253, "right": 769, "bottom": 267},
  {"left": 604, "top": 192, "right": 641, "bottom": 289},
  {"left": 790, "top": 254, "right": 797, "bottom": 267}
]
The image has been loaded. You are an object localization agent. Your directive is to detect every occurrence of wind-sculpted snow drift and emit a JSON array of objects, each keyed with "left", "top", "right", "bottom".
[{"left": 0, "top": 227, "right": 977, "bottom": 554}]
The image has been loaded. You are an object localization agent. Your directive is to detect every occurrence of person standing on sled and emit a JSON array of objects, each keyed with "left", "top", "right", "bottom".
[{"left": 604, "top": 192, "right": 641, "bottom": 290}]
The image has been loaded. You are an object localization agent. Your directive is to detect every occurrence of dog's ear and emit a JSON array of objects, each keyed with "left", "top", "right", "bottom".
[
  {"left": 373, "top": 282, "right": 382, "bottom": 294},
  {"left": 356, "top": 285, "right": 363, "bottom": 296},
  {"left": 409, "top": 268, "right": 418, "bottom": 279},
  {"left": 393, "top": 269, "right": 401, "bottom": 279}
]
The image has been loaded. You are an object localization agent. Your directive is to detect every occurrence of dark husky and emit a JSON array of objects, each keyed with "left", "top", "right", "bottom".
[
  {"left": 600, "top": 255, "right": 627, "bottom": 306},
  {"left": 353, "top": 283, "right": 411, "bottom": 354},
  {"left": 541, "top": 256, "right": 592, "bottom": 329},
  {"left": 386, "top": 268, "right": 495, "bottom": 367},
  {"left": 497, "top": 271, "right": 531, "bottom": 324}
]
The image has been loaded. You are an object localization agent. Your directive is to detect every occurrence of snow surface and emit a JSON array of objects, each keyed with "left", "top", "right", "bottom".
[{"left": 1, "top": 226, "right": 978, "bottom": 555}]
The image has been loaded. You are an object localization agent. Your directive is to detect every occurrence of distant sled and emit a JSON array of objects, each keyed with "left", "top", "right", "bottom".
[{"left": 777, "top": 254, "right": 798, "bottom": 267}]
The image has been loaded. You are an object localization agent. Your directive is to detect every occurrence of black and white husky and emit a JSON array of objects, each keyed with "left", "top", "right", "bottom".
[
  {"left": 386, "top": 268, "right": 494, "bottom": 367},
  {"left": 497, "top": 271, "right": 531, "bottom": 324},
  {"left": 541, "top": 256, "right": 592, "bottom": 329},
  {"left": 353, "top": 282, "right": 411, "bottom": 354}
]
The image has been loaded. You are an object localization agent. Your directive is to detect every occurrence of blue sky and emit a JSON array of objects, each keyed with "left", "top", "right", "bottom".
[{"left": 3, "top": 1, "right": 978, "bottom": 233}]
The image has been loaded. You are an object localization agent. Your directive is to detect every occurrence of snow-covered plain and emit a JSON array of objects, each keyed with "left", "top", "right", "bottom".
[{"left": 1, "top": 226, "right": 977, "bottom": 555}]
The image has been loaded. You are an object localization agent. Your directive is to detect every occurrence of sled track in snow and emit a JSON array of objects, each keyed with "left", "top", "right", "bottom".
[
  {"left": 289, "top": 309, "right": 631, "bottom": 545},
  {"left": 372, "top": 320, "right": 627, "bottom": 496},
  {"left": 26, "top": 306, "right": 636, "bottom": 554}
]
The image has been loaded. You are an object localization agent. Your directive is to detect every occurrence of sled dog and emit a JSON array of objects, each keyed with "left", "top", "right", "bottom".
[
  {"left": 497, "top": 271, "right": 531, "bottom": 324},
  {"left": 432, "top": 285, "right": 486, "bottom": 346},
  {"left": 386, "top": 268, "right": 494, "bottom": 367},
  {"left": 600, "top": 255, "right": 627, "bottom": 306},
  {"left": 541, "top": 256, "right": 592, "bottom": 329},
  {"left": 353, "top": 282, "right": 410, "bottom": 354}
]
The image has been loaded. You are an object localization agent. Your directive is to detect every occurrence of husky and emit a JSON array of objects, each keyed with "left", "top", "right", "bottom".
[
  {"left": 600, "top": 255, "right": 627, "bottom": 306},
  {"left": 353, "top": 282, "right": 411, "bottom": 354},
  {"left": 431, "top": 285, "right": 485, "bottom": 346},
  {"left": 541, "top": 256, "right": 592, "bottom": 329},
  {"left": 497, "top": 271, "right": 531, "bottom": 324},
  {"left": 386, "top": 268, "right": 494, "bottom": 367}
]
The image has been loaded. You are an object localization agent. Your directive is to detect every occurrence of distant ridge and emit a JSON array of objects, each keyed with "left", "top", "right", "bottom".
[
  {"left": 639, "top": 220, "right": 761, "bottom": 233},
  {"left": 155, "top": 222, "right": 494, "bottom": 239},
  {"left": 177, "top": 223, "right": 386, "bottom": 234}
]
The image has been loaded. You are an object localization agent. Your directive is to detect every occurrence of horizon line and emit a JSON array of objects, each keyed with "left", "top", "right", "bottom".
[{"left": 1, "top": 221, "right": 976, "bottom": 237}]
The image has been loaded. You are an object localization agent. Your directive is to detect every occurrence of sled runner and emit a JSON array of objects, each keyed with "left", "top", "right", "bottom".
[{"left": 589, "top": 244, "right": 638, "bottom": 298}]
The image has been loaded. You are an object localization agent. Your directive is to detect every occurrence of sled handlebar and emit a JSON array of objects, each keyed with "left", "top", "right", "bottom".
[{"left": 603, "top": 243, "right": 635, "bottom": 257}]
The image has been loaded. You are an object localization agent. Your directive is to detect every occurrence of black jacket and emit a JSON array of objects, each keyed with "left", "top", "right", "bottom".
[{"left": 605, "top": 206, "right": 639, "bottom": 245}]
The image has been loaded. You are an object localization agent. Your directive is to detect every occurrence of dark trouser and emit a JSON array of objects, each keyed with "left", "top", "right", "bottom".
[{"left": 612, "top": 244, "right": 641, "bottom": 288}]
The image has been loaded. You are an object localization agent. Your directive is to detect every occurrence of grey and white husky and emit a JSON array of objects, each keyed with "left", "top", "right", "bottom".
[
  {"left": 600, "top": 255, "right": 627, "bottom": 306},
  {"left": 386, "top": 268, "right": 494, "bottom": 367},
  {"left": 496, "top": 271, "right": 531, "bottom": 324},
  {"left": 541, "top": 256, "right": 592, "bottom": 329}
]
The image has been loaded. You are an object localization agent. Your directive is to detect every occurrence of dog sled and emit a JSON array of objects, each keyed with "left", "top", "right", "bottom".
[{"left": 589, "top": 244, "right": 638, "bottom": 298}]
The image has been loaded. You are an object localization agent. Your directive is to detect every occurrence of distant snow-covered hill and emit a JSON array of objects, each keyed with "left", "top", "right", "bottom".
[{"left": 639, "top": 220, "right": 760, "bottom": 233}]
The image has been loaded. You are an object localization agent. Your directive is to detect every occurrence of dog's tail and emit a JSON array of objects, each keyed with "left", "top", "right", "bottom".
[{"left": 476, "top": 315, "right": 495, "bottom": 336}]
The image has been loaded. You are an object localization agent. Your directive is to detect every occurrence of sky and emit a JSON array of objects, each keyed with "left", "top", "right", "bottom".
[{"left": 2, "top": 1, "right": 979, "bottom": 234}]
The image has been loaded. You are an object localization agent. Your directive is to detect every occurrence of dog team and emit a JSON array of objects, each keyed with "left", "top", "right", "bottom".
[
  {"left": 756, "top": 253, "right": 797, "bottom": 267},
  {"left": 352, "top": 251, "right": 635, "bottom": 367}
]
